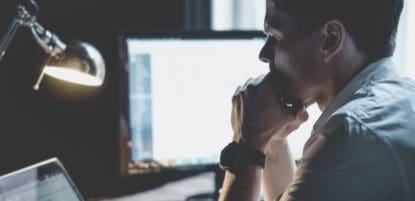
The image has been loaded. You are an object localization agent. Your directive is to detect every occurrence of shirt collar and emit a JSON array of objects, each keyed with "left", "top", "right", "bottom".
[{"left": 312, "top": 57, "right": 399, "bottom": 132}]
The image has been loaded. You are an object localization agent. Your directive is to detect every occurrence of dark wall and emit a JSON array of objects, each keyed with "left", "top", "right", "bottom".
[{"left": 0, "top": 0, "right": 201, "bottom": 198}]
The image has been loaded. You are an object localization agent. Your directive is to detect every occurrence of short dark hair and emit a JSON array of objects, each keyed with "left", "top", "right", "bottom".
[{"left": 274, "top": 0, "right": 404, "bottom": 61}]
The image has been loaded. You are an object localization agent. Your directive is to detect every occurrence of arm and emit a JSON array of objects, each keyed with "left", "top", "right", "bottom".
[
  {"left": 263, "top": 138, "right": 296, "bottom": 201},
  {"left": 219, "top": 165, "right": 263, "bottom": 201},
  {"left": 219, "top": 74, "right": 307, "bottom": 201},
  {"left": 218, "top": 139, "right": 296, "bottom": 201},
  {"left": 262, "top": 110, "right": 309, "bottom": 201}
]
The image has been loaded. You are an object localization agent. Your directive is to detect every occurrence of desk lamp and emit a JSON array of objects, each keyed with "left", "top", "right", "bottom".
[{"left": 0, "top": 0, "right": 105, "bottom": 90}]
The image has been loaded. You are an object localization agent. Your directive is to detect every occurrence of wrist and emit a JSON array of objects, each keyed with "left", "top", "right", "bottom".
[
  {"left": 234, "top": 133, "right": 268, "bottom": 153},
  {"left": 219, "top": 141, "right": 266, "bottom": 174}
]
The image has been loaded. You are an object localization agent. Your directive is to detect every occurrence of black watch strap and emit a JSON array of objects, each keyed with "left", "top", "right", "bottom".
[
  {"left": 219, "top": 141, "right": 266, "bottom": 172},
  {"left": 244, "top": 146, "right": 266, "bottom": 168}
]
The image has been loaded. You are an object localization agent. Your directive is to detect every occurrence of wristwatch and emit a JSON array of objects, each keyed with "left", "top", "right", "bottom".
[{"left": 219, "top": 141, "right": 265, "bottom": 173}]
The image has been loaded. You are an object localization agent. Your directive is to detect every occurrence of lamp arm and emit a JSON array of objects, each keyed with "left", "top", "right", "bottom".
[
  {"left": 0, "top": 5, "right": 34, "bottom": 61},
  {"left": 0, "top": 4, "right": 66, "bottom": 62},
  {"left": 30, "top": 22, "right": 66, "bottom": 57},
  {"left": 0, "top": 2, "right": 105, "bottom": 90}
]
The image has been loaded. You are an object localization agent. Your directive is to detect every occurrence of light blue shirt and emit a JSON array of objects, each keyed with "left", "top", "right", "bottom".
[{"left": 280, "top": 58, "right": 415, "bottom": 201}]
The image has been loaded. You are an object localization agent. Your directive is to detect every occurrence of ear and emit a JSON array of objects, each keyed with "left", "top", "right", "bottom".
[{"left": 320, "top": 20, "right": 346, "bottom": 63}]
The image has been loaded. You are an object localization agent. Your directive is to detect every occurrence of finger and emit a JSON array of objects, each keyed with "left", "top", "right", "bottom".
[
  {"left": 232, "top": 95, "right": 243, "bottom": 142},
  {"left": 261, "top": 72, "right": 277, "bottom": 87},
  {"left": 238, "top": 94, "right": 245, "bottom": 130},
  {"left": 233, "top": 75, "right": 265, "bottom": 100},
  {"left": 233, "top": 80, "right": 251, "bottom": 97},
  {"left": 251, "top": 74, "right": 267, "bottom": 86},
  {"left": 231, "top": 94, "right": 242, "bottom": 138},
  {"left": 295, "top": 106, "right": 309, "bottom": 123},
  {"left": 285, "top": 122, "right": 300, "bottom": 133},
  {"left": 239, "top": 93, "right": 245, "bottom": 119},
  {"left": 242, "top": 77, "right": 255, "bottom": 90},
  {"left": 244, "top": 74, "right": 267, "bottom": 87},
  {"left": 232, "top": 93, "right": 239, "bottom": 104},
  {"left": 240, "top": 74, "right": 268, "bottom": 94},
  {"left": 233, "top": 84, "right": 243, "bottom": 96}
]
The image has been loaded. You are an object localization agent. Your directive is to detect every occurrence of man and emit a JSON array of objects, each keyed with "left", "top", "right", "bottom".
[{"left": 218, "top": 0, "right": 415, "bottom": 200}]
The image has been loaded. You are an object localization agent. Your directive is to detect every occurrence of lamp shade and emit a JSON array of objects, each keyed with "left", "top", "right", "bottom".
[{"left": 43, "top": 41, "right": 105, "bottom": 87}]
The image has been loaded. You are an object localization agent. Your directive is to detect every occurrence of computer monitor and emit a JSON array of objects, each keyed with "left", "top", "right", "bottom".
[{"left": 119, "top": 31, "right": 313, "bottom": 176}]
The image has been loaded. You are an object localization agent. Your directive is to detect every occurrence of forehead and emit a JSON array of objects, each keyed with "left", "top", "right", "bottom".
[
  {"left": 265, "top": 0, "right": 292, "bottom": 20},
  {"left": 264, "top": 0, "right": 297, "bottom": 32},
  {"left": 266, "top": 0, "right": 289, "bottom": 15}
]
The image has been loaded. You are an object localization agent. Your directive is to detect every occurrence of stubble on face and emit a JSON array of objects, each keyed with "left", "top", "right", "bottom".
[{"left": 264, "top": 0, "right": 325, "bottom": 108}]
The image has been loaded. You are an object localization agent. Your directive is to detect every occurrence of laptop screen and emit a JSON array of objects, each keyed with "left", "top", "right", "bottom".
[{"left": 0, "top": 158, "right": 83, "bottom": 201}]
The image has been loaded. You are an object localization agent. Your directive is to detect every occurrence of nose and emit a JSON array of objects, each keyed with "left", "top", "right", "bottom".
[{"left": 259, "top": 37, "right": 273, "bottom": 63}]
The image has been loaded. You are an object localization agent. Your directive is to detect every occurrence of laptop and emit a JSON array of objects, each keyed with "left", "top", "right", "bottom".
[{"left": 0, "top": 158, "right": 84, "bottom": 201}]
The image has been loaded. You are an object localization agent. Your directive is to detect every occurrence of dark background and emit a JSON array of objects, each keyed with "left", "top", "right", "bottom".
[{"left": 0, "top": 0, "right": 212, "bottom": 198}]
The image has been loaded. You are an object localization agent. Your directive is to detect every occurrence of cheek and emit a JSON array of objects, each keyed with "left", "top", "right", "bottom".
[
  {"left": 274, "top": 48, "right": 310, "bottom": 80},
  {"left": 273, "top": 44, "right": 321, "bottom": 90}
]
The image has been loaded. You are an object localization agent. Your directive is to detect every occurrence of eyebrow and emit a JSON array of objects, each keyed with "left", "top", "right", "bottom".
[
  {"left": 265, "top": 2, "right": 291, "bottom": 27},
  {"left": 263, "top": 24, "right": 284, "bottom": 40},
  {"left": 269, "top": 18, "right": 287, "bottom": 29},
  {"left": 264, "top": 15, "right": 286, "bottom": 36}
]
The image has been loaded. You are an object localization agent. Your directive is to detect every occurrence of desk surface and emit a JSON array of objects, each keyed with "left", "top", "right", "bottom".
[{"left": 102, "top": 172, "right": 215, "bottom": 201}]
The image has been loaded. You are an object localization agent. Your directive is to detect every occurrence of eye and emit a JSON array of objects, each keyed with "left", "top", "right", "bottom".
[
  {"left": 273, "top": 35, "right": 281, "bottom": 42},
  {"left": 264, "top": 31, "right": 281, "bottom": 43},
  {"left": 267, "top": 35, "right": 281, "bottom": 44}
]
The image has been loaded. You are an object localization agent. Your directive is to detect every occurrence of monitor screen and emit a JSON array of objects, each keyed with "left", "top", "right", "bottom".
[{"left": 120, "top": 32, "right": 313, "bottom": 174}]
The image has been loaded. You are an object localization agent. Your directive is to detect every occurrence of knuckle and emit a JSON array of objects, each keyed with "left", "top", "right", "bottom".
[
  {"left": 231, "top": 96, "right": 238, "bottom": 104},
  {"left": 242, "top": 78, "right": 254, "bottom": 90},
  {"left": 232, "top": 94, "right": 241, "bottom": 104},
  {"left": 233, "top": 85, "right": 243, "bottom": 96}
]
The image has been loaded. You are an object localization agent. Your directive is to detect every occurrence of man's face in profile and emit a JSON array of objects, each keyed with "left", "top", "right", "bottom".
[{"left": 259, "top": 0, "right": 327, "bottom": 108}]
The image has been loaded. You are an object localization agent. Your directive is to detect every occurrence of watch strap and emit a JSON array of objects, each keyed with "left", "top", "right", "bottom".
[
  {"left": 244, "top": 146, "right": 265, "bottom": 168},
  {"left": 219, "top": 141, "right": 266, "bottom": 172}
]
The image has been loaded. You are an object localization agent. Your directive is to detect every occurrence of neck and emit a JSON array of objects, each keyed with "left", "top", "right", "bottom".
[{"left": 315, "top": 52, "right": 369, "bottom": 112}]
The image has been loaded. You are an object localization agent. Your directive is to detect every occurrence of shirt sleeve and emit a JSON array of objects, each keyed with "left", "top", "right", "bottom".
[{"left": 278, "top": 115, "right": 404, "bottom": 201}]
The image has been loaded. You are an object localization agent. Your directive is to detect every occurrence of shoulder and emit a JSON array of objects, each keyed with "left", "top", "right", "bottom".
[
  {"left": 303, "top": 114, "right": 387, "bottom": 163},
  {"left": 282, "top": 73, "right": 415, "bottom": 201},
  {"left": 282, "top": 114, "right": 405, "bottom": 200},
  {"left": 329, "top": 76, "right": 415, "bottom": 138}
]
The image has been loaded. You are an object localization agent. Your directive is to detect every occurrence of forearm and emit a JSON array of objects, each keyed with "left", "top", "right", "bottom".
[
  {"left": 263, "top": 138, "right": 296, "bottom": 201},
  {"left": 221, "top": 73, "right": 307, "bottom": 201},
  {"left": 219, "top": 165, "right": 263, "bottom": 201}
]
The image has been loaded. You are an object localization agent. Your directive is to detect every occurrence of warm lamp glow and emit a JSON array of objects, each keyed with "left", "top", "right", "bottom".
[
  {"left": 33, "top": 41, "right": 106, "bottom": 90},
  {"left": 43, "top": 66, "right": 103, "bottom": 86}
]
